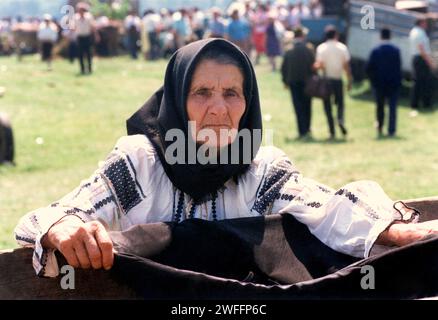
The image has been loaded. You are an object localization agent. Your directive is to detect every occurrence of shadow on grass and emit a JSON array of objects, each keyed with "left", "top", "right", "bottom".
[
  {"left": 285, "top": 133, "right": 408, "bottom": 144},
  {"left": 285, "top": 136, "right": 350, "bottom": 145},
  {"left": 349, "top": 80, "right": 438, "bottom": 113},
  {"left": 375, "top": 134, "right": 407, "bottom": 141}
]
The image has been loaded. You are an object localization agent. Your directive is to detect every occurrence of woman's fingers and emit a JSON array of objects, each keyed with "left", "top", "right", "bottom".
[
  {"left": 74, "top": 221, "right": 113, "bottom": 270},
  {"left": 46, "top": 218, "right": 114, "bottom": 270},
  {"left": 59, "top": 241, "right": 80, "bottom": 268},
  {"left": 73, "top": 221, "right": 113, "bottom": 270},
  {"left": 83, "top": 231, "right": 103, "bottom": 270},
  {"left": 94, "top": 223, "right": 114, "bottom": 270},
  {"left": 73, "top": 240, "right": 91, "bottom": 269}
]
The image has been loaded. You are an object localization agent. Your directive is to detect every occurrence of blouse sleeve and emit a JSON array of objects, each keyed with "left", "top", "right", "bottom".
[
  {"left": 14, "top": 135, "right": 150, "bottom": 277},
  {"left": 250, "top": 148, "right": 398, "bottom": 259}
]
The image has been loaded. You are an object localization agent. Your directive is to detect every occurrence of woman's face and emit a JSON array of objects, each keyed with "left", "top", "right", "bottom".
[{"left": 186, "top": 59, "right": 246, "bottom": 148}]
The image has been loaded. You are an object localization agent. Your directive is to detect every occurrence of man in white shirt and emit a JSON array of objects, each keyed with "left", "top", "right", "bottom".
[
  {"left": 409, "top": 18, "right": 435, "bottom": 109},
  {"left": 142, "top": 9, "right": 161, "bottom": 60},
  {"left": 315, "top": 25, "right": 352, "bottom": 139},
  {"left": 37, "top": 14, "right": 58, "bottom": 70},
  {"left": 192, "top": 7, "right": 206, "bottom": 41},
  {"left": 124, "top": 11, "right": 141, "bottom": 59},
  {"left": 74, "top": 2, "right": 99, "bottom": 74}
]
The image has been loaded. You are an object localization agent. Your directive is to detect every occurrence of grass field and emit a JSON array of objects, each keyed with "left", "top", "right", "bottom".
[{"left": 1, "top": 54, "right": 438, "bottom": 249}]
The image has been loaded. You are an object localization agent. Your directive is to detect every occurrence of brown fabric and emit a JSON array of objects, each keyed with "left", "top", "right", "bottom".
[
  {"left": 109, "top": 214, "right": 438, "bottom": 300},
  {"left": 110, "top": 214, "right": 357, "bottom": 288},
  {"left": 110, "top": 223, "right": 172, "bottom": 258}
]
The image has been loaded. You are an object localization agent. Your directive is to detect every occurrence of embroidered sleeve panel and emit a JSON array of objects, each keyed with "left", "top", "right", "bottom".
[
  {"left": 276, "top": 178, "right": 398, "bottom": 259},
  {"left": 13, "top": 135, "right": 158, "bottom": 276},
  {"left": 332, "top": 180, "right": 397, "bottom": 222},
  {"left": 58, "top": 135, "right": 156, "bottom": 219},
  {"left": 98, "top": 135, "right": 165, "bottom": 216},
  {"left": 251, "top": 154, "right": 299, "bottom": 215},
  {"left": 102, "top": 157, "right": 142, "bottom": 214}
]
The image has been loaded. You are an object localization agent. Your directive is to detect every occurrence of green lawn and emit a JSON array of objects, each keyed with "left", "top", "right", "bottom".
[{"left": 1, "top": 54, "right": 438, "bottom": 249}]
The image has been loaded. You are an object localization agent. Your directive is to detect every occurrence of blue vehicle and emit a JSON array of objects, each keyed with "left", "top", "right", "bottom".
[
  {"left": 301, "top": 0, "right": 347, "bottom": 45},
  {"left": 301, "top": 16, "right": 346, "bottom": 44}
]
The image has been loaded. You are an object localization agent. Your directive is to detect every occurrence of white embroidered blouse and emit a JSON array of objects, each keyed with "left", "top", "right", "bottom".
[{"left": 15, "top": 135, "right": 398, "bottom": 277}]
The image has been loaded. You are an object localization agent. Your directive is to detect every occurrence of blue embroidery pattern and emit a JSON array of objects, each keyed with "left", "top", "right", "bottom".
[
  {"left": 104, "top": 158, "right": 141, "bottom": 213},
  {"left": 252, "top": 159, "right": 294, "bottom": 215}
]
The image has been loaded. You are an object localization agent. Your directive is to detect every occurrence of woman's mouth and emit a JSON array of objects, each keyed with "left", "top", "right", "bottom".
[{"left": 201, "top": 125, "right": 231, "bottom": 129}]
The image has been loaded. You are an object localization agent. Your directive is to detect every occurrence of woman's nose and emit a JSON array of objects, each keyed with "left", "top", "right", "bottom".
[{"left": 208, "top": 94, "right": 227, "bottom": 116}]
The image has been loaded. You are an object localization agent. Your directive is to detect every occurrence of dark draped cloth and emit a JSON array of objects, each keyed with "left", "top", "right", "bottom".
[{"left": 110, "top": 214, "right": 438, "bottom": 300}]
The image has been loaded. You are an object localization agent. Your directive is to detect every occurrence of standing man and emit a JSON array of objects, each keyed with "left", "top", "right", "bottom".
[
  {"left": 225, "top": 10, "right": 251, "bottom": 56},
  {"left": 315, "top": 26, "right": 352, "bottom": 139},
  {"left": 142, "top": 9, "right": 161, "bottom": 60},
  {"left": 62, "top": 27, "right": 77, "bottom": 64},
  {"left": 409, "top": 18, "right": 436, "bottom": 110},
  {"left": 73, "top": 2, "right": 99, "bottom": 75},
  {"left": 37, "top": 14, "right": 58, "bottom": 71},
  {"left": 173, "top": 9, "right": 192, "bottom": 50},
  {"left": 191, "top": 7, "right": 206, "bottom": 41},
  {"left": 124, "top": 10, "right": 141, "bottom": 59},
  {"left": 281, "top": 27, "right": 315, "bottom": 139},
  {"left": 366, "top": 28, "right": 402, "bottom": 137},
  {"left": 207, "top": 7, "right": 226, "bottom": 38},
  {"left": 265, "top": 13, "right": 283, "bottom": 72}
]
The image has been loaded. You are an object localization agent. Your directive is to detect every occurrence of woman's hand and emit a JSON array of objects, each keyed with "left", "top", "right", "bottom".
[
  {"left": 378, "top": 220, "right": 438, "bottom": 247},
  {"left": 42, "top": 216, "right": 114, "bottom": 270}
]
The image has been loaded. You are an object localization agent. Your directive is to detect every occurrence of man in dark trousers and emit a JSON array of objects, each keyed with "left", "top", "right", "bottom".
[
  {"left": 73, "top": 2, "right": 99, "bottom": 74},
  {"left": 409, "top": 18, "right": 436, "bottom": 110},
  {"left": 366, "top": 28, "right": 402, "bottom": 137},
  {"left": 315, "top": 26, "right": 352, "bottom": 140},
  {"left": 281, "top": 27, "right": 315, "bottom": 139}
]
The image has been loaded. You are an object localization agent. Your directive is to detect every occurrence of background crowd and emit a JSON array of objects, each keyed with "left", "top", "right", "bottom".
[{"left": 0, "top": 0, "right": 436, "bottom": 142}]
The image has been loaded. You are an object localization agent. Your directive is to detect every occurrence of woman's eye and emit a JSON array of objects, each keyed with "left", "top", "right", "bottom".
[
  {"left": 224, "top": 90, "right": 238, "bottom": 97},
  {"left": 195, "top": 89, "right": 210, "bottom": 97}
]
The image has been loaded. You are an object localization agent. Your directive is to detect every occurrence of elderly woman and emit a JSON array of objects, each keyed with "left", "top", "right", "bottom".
[{"left": 14, "top": 39, "right": 437, "bottom": 278}]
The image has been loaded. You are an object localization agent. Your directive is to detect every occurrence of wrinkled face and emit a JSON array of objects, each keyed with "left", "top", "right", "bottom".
[{"left": 186, "top": 59, "right": 246, "bottom": 148}]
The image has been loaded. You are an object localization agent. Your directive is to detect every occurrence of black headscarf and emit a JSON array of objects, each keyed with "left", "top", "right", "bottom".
[{"left": 126, "top": 39, "right": 262, "bottom": 201}]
